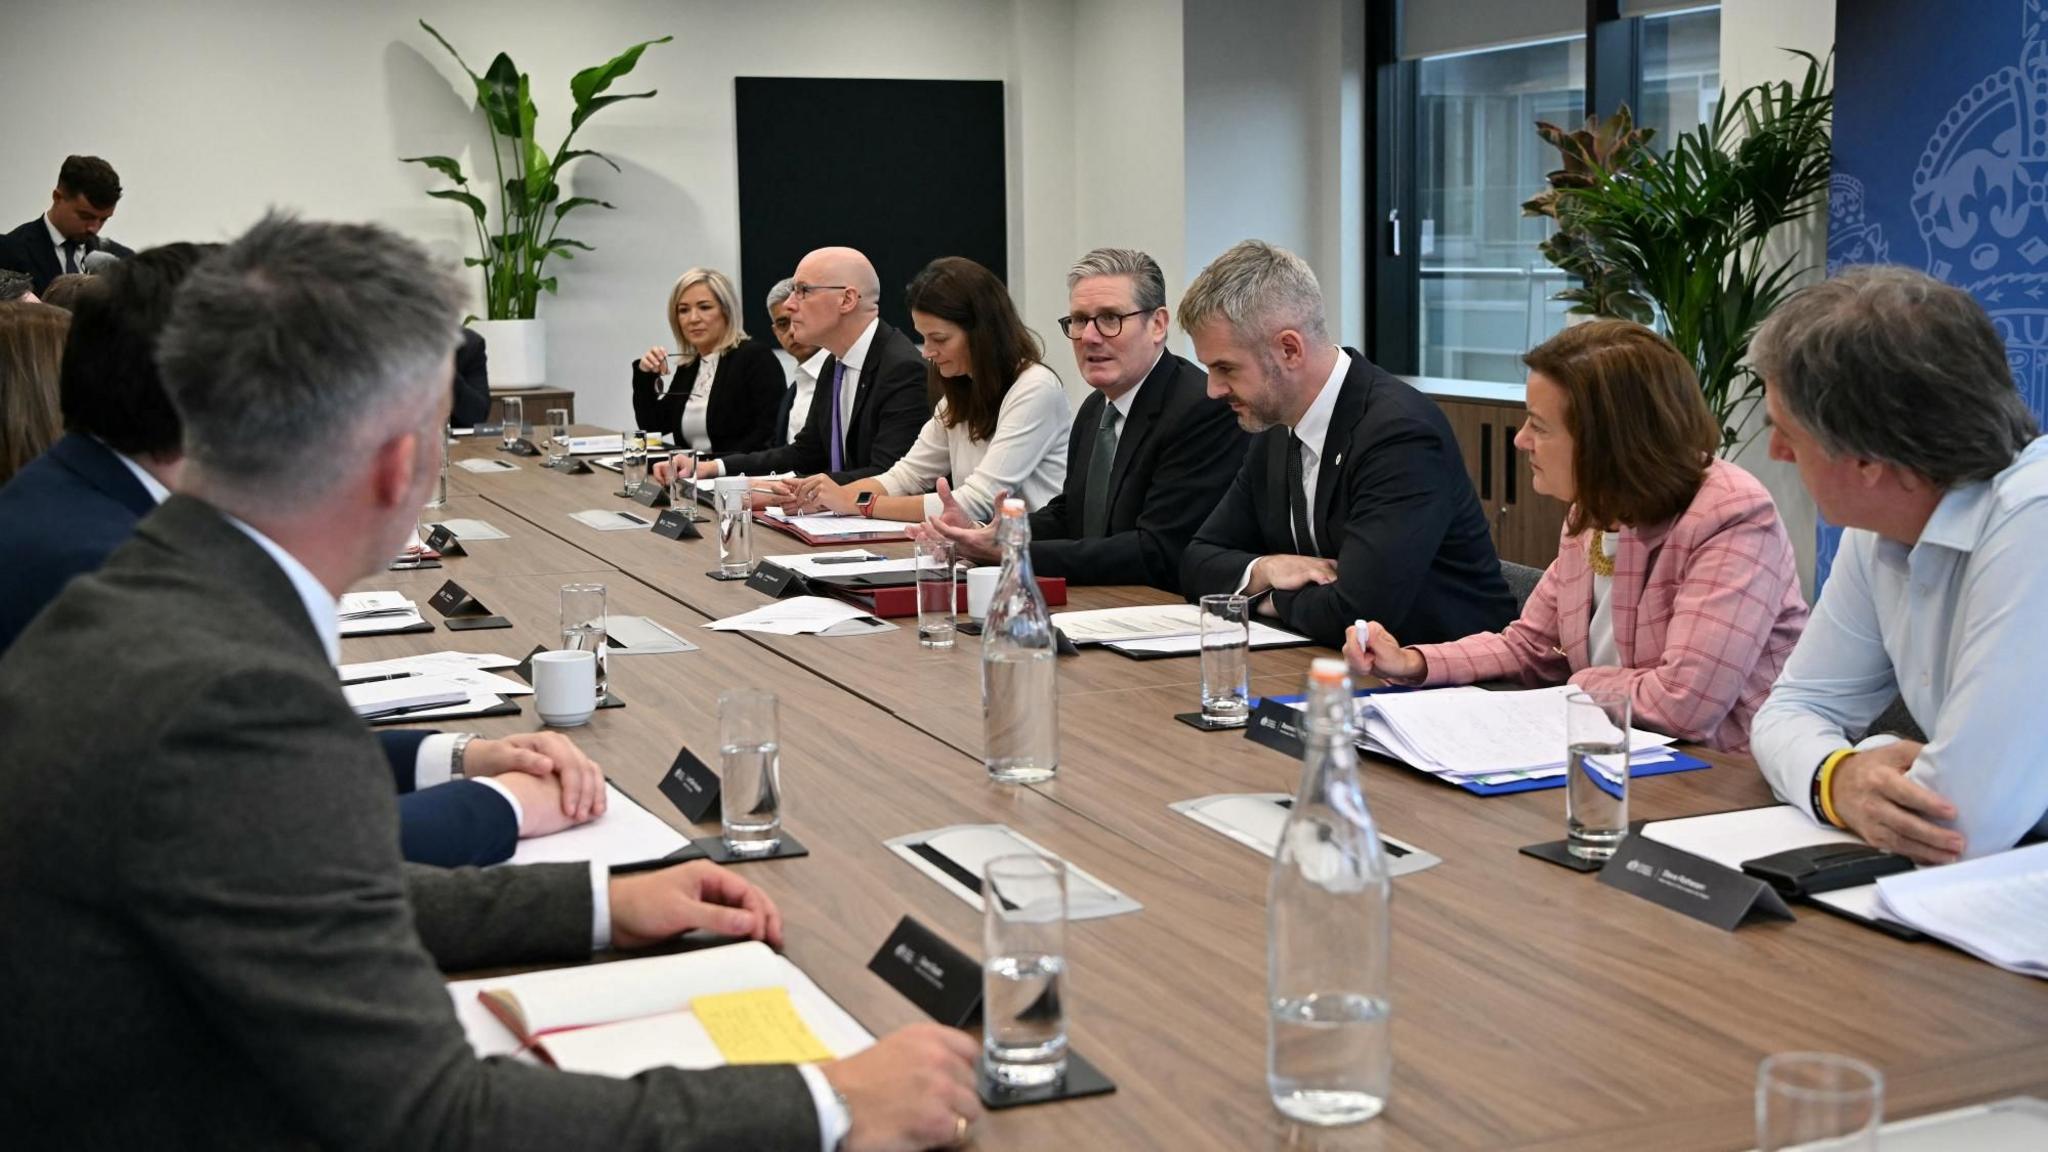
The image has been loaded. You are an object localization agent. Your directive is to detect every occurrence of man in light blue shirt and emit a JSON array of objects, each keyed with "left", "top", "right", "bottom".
[{"left": 1750, "top": 265, "right": 2048, "bottom": 864}]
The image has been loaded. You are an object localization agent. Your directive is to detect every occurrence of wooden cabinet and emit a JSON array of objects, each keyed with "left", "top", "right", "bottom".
[
  {"left": 487, "top": 387, "right": 576, "bottom": 428},
  {"left": 1433, "top": 397, "right": 1567, "bottom": 570}
]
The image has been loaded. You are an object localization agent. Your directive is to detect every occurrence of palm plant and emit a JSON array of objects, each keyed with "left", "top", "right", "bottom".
[
  {"left": 1523, "top": 51, "right": 1834, "bottom": 454},
  {"left": 402, "top": 21, "right": 671, "bottom": 320}
]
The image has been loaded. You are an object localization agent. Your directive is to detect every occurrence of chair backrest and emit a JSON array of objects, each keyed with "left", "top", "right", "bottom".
[{"left": 1500, "top": 560, "right": 1545, "bottom": 612}]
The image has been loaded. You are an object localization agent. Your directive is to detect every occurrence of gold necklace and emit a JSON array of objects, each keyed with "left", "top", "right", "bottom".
[{"left": 1586, "top": 529, "right": 1616, "bottom": 578}]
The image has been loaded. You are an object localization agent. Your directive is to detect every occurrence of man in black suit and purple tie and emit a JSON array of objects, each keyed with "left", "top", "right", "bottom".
[{"left": 0, "top": 155, "right": 135, "bottom": 293}]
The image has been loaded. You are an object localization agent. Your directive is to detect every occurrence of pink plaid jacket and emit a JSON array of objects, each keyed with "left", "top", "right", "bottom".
[{"left": 1408, "top": 458, "right": 1807, "bottom": 751}]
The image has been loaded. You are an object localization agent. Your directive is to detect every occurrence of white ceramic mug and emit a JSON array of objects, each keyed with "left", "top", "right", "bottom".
[
  {"left": 532, "top": 649, "right": 597, "bottom": 727},
  {"left": 966, "top": 566, "right": 1003, "bottom": 620}
]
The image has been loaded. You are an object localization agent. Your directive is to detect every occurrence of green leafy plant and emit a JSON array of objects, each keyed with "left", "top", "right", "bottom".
[
  {"left": 403, "top": 21, "right": 671, "bottom": 320},
  {"left": 1523, "top": 51, "right": 1834, "bottom": 454}
]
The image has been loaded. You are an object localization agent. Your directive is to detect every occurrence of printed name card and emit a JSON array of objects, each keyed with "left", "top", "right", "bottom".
[
  {"left": 1598, "top": 835, "right": 1795, "bottom": 932},
  {"left": 867, "top": 915, "right": 982, "bottom": 1029},
  {"left": 657, "top": 745, "right": 722, "bottom": 824}
]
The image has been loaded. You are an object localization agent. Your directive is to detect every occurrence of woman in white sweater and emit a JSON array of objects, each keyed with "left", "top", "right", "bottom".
[{"left": 784, "top": 257, "right": 1068, "bottom": 523}]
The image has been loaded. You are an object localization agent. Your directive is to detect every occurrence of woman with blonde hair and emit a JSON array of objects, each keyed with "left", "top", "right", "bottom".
[
  {"left": 1345, "top": 319, "right": 1808, "bottom": 751},
  {"left": 630, "top": 267, "right": 787, "bottom": 453},
  {"left": 0, "top": 301, "right": 70, "bottom": 484}
]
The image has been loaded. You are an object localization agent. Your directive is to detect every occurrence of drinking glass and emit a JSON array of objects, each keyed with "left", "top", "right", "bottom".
[
  {"left": 916, "top": 537, "right": 957, "bottom": 649},
  {"left": 500, "top": 396, "right": 523, "bottom": 449},
  {"left": 670, "top": 448, "right": 700, "bottom": 516},
  {"left": 982, "top": 855, "right": 1069, "bottom": 1088},
  {"left": 1199, "top": 594, "right": 1251, "bottom": 726},
  {"left": 1565, "top": 689, "right": 1631, "bottom": 860},
  {"left": 558, "top": 582, "right": 609, "bottom": 702},
  {"left": 1756, "top": 1052, "right": 1883, "bottom": 1151},
  {"left": 545, "top": 407, "right": 570, "bottom": 462},
  {"left": 719, "top": 689, "right": 782, "bottom": 856},
  {"left": 713, "top": 478, "right": 754, "bottom": 577},
  {"left": 621, "top": 429, "right": 648, "bottom": 495}
]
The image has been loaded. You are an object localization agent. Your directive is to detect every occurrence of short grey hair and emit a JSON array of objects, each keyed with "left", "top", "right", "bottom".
[
  {"left": 157, "top": 213, "right": 463, "bottom": 507},
  {"left": 1751, "top": 264, "right": 2036, "bottom": 486},
  {"left": 1066, "top": 248, "right": 1165, "bottom": 313},
  {"left": 1176, "top": 239, "right": 1328, "bottom": 344},
  {"left": 766, "top": 276, "right": 796, "bottom": 313}
]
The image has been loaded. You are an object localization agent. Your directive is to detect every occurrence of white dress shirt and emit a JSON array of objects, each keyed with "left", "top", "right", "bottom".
[
  {"left": 44, "top": 214, "right": 80, "bottom": 275},
  {"left": 1097, "top": 350, "right": 1158, "bottom": 451},
  {"left": 786, "top": 347, "right": 828, "bottom": 445},
  {"left": 1751, "top": 435, "right": 2048, "bottom": 856},
  {"left": 678, "top": 350, "right": 719, "bottom": 451},
  {"left": 875, "top": 362, "right": 1070, "bottom": 521},
  {"left": 715, "top": 318, "right": 878, "bottom": 478},
  {"left": 1236, "top": 350, "right": 1350, "bottom": 595},
  {"left": 1588, "top": 530, "right": 1619, "bottom": 667}
]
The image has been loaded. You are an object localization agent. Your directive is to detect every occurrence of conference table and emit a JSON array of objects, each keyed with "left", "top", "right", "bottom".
[{"left": 340, "top": 430, "right": 2048, "bottom": 1151}]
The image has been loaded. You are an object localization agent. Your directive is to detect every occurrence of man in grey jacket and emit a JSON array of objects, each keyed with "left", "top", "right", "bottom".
[{"left": 0, "top": 214, "right": 980, "bottom": 1151}]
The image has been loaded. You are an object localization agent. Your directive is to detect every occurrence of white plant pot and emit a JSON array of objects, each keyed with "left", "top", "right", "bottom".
[{"left": 471, "top": 319, "right": 547, "bottom": 387}]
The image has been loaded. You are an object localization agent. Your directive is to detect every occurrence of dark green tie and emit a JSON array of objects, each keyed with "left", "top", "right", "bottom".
[{"left": 1081, "top": 403, "right": 1121, "bottom": 537}]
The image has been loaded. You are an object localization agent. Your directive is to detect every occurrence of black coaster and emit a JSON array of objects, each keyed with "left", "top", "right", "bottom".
[
  {"left": 550, "top": 458, "right": 593, "bottom": 475},
  {"left": 704, "top": 569, "right": 754, "bottom": 581},
  {"left": 1519, "top": 839, "right": 1607, "bottom": 873},
  {"left": 688, "top": 830, "right": 809, "bottom": 864},
  {"left": 444, "top": 615, "right": 514, "bottom": 632},
  {"left": 977, "top": 1050, "right": 1117, "bottom": 1110},
  {"left": 388, "top": 558, "right": 443, "bottom": 571},
  {"left": 1174, "top": 711, "right": 1247, "bottom": 732}
]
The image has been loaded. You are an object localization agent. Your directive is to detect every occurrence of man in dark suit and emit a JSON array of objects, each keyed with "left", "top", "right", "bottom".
[
  {"left": 1179, "top": 240, "right": 1515, "bottom": 648},
  {"left": 915, "top": 248, "right": 1247, "bottom": 591},
  {"left": 0, "top": 214, "right": 979, "bottom": 1150},
  {"left": 0, "top": 242, "right": 608, "bottom": 869},
  {"left": 0, "top": 155, "right": 135, "bottom": 293},
  {"left": 451, "top": 326, "right": 492, "bottom": 427},
  {"left": 689, "top": 246, "right": 929, "bottom": 487}
]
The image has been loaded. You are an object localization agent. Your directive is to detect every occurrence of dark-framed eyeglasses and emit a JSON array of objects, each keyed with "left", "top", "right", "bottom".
[
  {"left": 790, "top": 282, "right": 851, "bottom": 300},
  {"left": 771, "top": 315, "right": 793, "bottom": 331},
  {"left": 1057, "top": 309, "right": 1149, "bottom": 339}
]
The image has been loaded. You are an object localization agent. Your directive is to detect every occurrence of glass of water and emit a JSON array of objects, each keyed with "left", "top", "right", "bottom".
[
  {"left": 915, "top": 537, "right": 957, "bottom": 649},
  {"left": 500, "top": 396, "right": 523, "bottom": 449},
  {"left": 1565, "top": 689, "right": 1631, "bottom": 860},
  {"left": 558, "top": 582, "right": 609, "bottom": 702},
  {"left": 670, "top": 448, "right": 699, "bottom": 514},
  {"left": 621, "top": 429, "right": 648, "bottom": 495},
  {"left": 1757, "top": 1052, "right": 1883, "bottom": 1151},
  {"left": 1199, "top": 594, "right": 1251, "bottom": 726},
  {"left": 719, "top": 689, "right": 782, "bottom": 856},
  {"left": 545, "top": 407, "right": 570, "bottom": 462},
  {"left": 713, "top": 477, "right": 754, "bottom": 577},
  {"left": 982, "top": 854, "right": 1068, "bottom": 1089}
]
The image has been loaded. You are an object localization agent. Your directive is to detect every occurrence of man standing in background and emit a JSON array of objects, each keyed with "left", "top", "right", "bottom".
[{"left": 0, "top": 156, "right": 135, "bottom": 293}]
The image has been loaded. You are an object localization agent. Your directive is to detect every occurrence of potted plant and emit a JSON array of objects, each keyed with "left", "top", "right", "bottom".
[
  {"left": 1523, "top": 51, "right": 1834, "bottom": 455},
  {"left": 403, "top": 21, "right": 671, "bottom": 385}
]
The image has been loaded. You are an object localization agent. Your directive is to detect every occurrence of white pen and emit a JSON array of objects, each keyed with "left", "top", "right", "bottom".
[{"left": 1354, "top": 618, "right": 1371, "bottom": 651}]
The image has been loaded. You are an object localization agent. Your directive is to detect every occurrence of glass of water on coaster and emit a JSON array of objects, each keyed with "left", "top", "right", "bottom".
[
  {"left": 1756, "top": 1052, "right": 1882, "bottom": 1152},
  {"left": 620, "top": 430, "right": 649, "bottom": 495},
  {"left": 559, "top": 582, "right": 609, "bottom": 702},
  {"left": 1199, "top": 593, "right": 1251, "bottom": 726},
  {"left": 915, "top": 536, "right": 957, "bottom": 649},
  {"left": 982, "top": 854, "right": 1068, "bottom": 1089},
  {"left": 712, "top": 477, "right": 755, "bottom": 577},
  {"left": 500, "top": 396, "right": 523, "bottom": 449},
  {"left": 718, "top": 689, "right": 783, "bottom": 856},
  {"left": 668, "top": 448, "right": 699, "bottom": 511},
  {"left": 1564, "top": 689, "right": 1631, "bottom": 861},
  {"left": 545, "top": 407, "right": 570, "bottom": 463}
]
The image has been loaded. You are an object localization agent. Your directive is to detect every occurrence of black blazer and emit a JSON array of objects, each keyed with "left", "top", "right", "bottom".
[
  {"left": 451, "top": 327, "right": 492, "bottom": 427},
  {"left": 630, "top": 336, "right": 786, "bottom": 453},
  {"left": 1027, "top": 350, "right": 1247, "bottom": 591},
  {"left": 714, "top": 318, "right": 929, "bottom": 482},
  {"left": 1181, "top": 350, "right": 1516, "bottom": 647},
  {"left": 0, "top": 216, "right": 135, "bottom": 293}
]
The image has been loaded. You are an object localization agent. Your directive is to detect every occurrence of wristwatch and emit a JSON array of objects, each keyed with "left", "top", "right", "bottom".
[
  {"left": 449, "top": 732, "right": 477, "bottom": 778},
  {"left": 854, "top": 491, "right": 877, "bottom": 518}
]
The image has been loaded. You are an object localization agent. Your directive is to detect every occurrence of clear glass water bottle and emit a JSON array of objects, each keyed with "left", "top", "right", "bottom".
[
  {"left": 981, "top": 498, "right": 1058, "bottom": 783},
  {"left": 1267, "top": 657, "right": 1392, "bottom": 1126}
]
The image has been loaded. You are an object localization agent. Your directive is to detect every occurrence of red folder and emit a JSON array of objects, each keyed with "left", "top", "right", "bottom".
[{"left": 827, "top": 577, "right": 1067, "bottom": 619}]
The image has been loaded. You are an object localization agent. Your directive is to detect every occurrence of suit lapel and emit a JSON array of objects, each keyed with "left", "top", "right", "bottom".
[
  {"left": 1069, "top": 390, "right": 1106, "bottom": 503},
  {"left": 1314, "top": 352, "right": 1373, "bottom": 546},
  {"left": 1557, "top": 531, "right": 1596, "bottom": 665},
  {"left": 1264, "top": 426, "right": 1293, "bottom": 553},
  {"left": 53, "top": 434, "right": 157, "bottom": 517},
  {"left": 1104, "top": 353, "right": 1176, "bottom": 511},
  {"left": 1607, "top": 519, "right": 1672, "bottom": 668},
  {"left": 845, "top": 320, "right": 893, "bottom": 436}
]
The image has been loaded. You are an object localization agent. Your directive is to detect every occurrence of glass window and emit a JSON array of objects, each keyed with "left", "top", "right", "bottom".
[
  {"left": 1639, "top": 7, "right": 1722, "bottom": 151},
  {"left": 1417, "top": 37, "right": 1585, "bottom": 383}
]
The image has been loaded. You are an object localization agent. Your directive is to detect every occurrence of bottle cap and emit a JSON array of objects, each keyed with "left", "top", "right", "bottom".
[
  {"left": 1000, "top": 498, "right": 1027, "bottom": 517},
  {"left": 1309, "top": 657, "right": 1347, "bottom": 685}
]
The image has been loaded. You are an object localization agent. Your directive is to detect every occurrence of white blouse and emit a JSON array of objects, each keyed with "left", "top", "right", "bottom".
[
  {"left": 876, "top": 362, "right": 1070, "bottom": 522},
  {"left": 678, "top": 351, "right": 719, "bottom": 451},
  {"left": 1588, "top": 528, "right": 1620, "bottom": 667}
]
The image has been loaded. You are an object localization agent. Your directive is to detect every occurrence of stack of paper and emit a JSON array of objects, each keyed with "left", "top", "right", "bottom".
[
  {"left": 705, "top": 596, "right": 883, "bottom": 636},
  {"left": 338, "top": 652, "right": 533, "bottom": 697},
  {"left": 1875, "top": 843, "right": 2048, "bottom": 977},
  {"left": 1345, "top": 685, "right": 1676, "bottom": 787},
  {"left": 1107, "top": 620, "right": 1309, "bottom": 656},
  {"left": 337, "top": 591, "right": 429, "bottom": 636},
  {"left": 503, "top": 784, "right": 694, "bottom": 869},
  {"left": 764, "top": 550, "right": 906, "bottom": 578},
  {"left": 759, "top": 508, "right": 907, "bottom": 538},
  {"left": 343, "top": 676, "right": 468, "bottom": 719},
  {"left": 1050, "top": 603, "right": 1203, "bottom": 644}
]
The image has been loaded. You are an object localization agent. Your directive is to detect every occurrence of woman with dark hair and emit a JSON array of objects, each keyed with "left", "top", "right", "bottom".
[
  {"left": 788, "top": 256, "right": 1067, "bottom": 523},
  {"left": 630, "top": 266, "right": 786, "bottom": 454},
  {"left": 0, "top": 301, "right": 70, "bottom": 484},
  {"left": 1344, "top": 319, "right": 1808, "bottom": 751}
]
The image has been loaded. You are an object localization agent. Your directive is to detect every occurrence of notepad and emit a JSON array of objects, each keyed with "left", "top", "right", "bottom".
[
  {"left": 1351, "top": 685, "right": 1676, "bottom": 778},
  {"left": 759, "top": 508, "right": 911, "bottom": 538},
  {"left": 692, "top": 988, "right": 835, "bottom": 1064},
  {"left": 705, "top": 596, "right": 877, "bottom": 636},
  {"left": 1049, "top": 604, "right": 1203, "bottom": 644},
  {"left": 1106, "top": 621, "right": 1310, "bottom": 656},
  {"left": 502, "top": 784, "right": 693, "bottom": 869}
]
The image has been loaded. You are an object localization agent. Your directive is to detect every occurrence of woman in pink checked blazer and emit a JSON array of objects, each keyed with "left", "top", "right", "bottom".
[{"left": 1344, "top": 320, "right": 1807, "bottom": 752}]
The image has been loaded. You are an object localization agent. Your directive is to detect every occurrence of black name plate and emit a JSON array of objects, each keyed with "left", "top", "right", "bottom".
[
  {"left": 1244, "top": 698, "right": 1306, "bottom": 758},
  {"left": 867, "top": 915, "right": 982, "bottom": 1029},
  {"left": 428, "top": 579, "right": 490, "bottom": 618},
  {"left": 1598, "top": 835, "right": 1794, "bottom": 932},
  {"left": 551, "top": 457, "right": 593, "bottom": 474},
  {"left": 423, "top": 523, "right": 466, "bottom": 556},
  {"left": 630, "top": 484, "right": 671, "bottom": 508},
  {"left": 652, "top": 509, "right": 702, "bottom": 540},
  {"left": 744, "top": 561, "right": 805, "bottom": 599},
  {"left": 658, "top": 746, "right": 722, "bottom": 824},
  {"left": 504, "top": 437, "right": 544, "bottom": 457}
]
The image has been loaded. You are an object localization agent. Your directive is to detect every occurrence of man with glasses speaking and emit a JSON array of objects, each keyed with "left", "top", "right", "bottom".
[{"left": 914, "top": 248, "right": 1246, "bottom": 591}]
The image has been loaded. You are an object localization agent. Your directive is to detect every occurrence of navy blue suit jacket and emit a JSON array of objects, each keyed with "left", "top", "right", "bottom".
[{"left": 0, "top": 434, "right": 516, "bottom": 865}]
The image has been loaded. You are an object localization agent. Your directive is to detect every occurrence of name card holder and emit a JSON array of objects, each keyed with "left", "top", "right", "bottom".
[
  {"left": 1597, "top": 835, "right": 1795, "bottom": 932},
  {"left": 651, "top": 509, "right": 702, "bottom": 540},
  {"left": 502, "top": 438, "right": 544, "bottom": 457},
  {"left": 1243, "top": 698, "right": 1306, "bottom": 758},
  {"left": 629, "top": 485, "right": 670, "bottom": 509},
  {"left": 657, "top": 746, "right": 721, "bottom": 823},
  {"left": 423, "top": 524, "right": 467, "bottom": 557},
  {"left": 427, "top": 579, "right": 512, "bottom": 631},
  {"left": 744, "top": 561, "right": 808, "bottom": 599}
]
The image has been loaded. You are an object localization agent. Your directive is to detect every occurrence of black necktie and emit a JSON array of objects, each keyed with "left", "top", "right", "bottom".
[
  {"left": 62, "top": 240, "right": 79, "bottom": 275},
  {"left": 1080, "top": 404, "right": 1120, "bottom": 537},
  {"left": 1285, "top": 432, "right": 1317, "bottom": 557}
]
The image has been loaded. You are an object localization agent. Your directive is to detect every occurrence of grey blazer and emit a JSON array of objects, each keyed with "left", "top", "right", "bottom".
[{"left": 0, "top": 495, "right": 818, "bottom": 1150}]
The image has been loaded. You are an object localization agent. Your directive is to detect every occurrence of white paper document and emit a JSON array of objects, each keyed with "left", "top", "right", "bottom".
[
  {"left": 1170, "top": 793, "right": 1440, "bottom": 877},
  {"left": 604, "top": 615, "right": 699, "bottom": 654},
  {"left": 705, "top": 596, "right": 875, "bottom": 636},
  {"left": 1107, "top": 621, "right": 1310, "bottom": 656},
  {"left": 1643, "top": 805, "right": 1862, "bottom": 872},
  {"left": 338, "top": 651, "right": 519, "bottom": 680},
  {"left": 336, "top": 591, "right": 428, "bottom": 636},
  {"left": 366, "top": 687, "right": 507, "bottom": 722},
  {"left": 1050, "top": 603, "right": 1203, "bottom": 644},
  {"left": 445, "top": 941, "right": 873, "bottom": 1077},
  {"left": 885, "top": 824, "right": 1142, "bottom": 920},
  {"left": 436, "top": 518, "right": 510, "bottom": 541},
  {"left": 570, "top": 508, "right": 656, "bottom": 532},
  {"left": 1351, "top": 685, "right": 1675, "bottom": 778},
  {"left": 343, "top": 676, "right": 468, "bottom": 717},
  {"left": 503, "top": 785, "right": 695, "bottom": 869},
  {"left": 455, "top": 458, "right": 519, "bottom": 473},
  {"left": 1874, "top": 843, "right": 2048, "bottom": 978},
  {"left": 764, "top": 550, "right": 904, "bottom": 578},
  {"left": 759, "top": 508, "right": 908, "bottom": 538}
]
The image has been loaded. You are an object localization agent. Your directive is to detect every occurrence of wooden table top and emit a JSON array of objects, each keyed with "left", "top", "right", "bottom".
[{"left": 345, "top": 432, "right": 2048, "bottom": 1151}]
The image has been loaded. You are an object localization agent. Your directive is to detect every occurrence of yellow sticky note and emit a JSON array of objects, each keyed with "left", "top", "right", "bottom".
[{"left": 691, "top": 986, "right": 835, "bottom": 1065}]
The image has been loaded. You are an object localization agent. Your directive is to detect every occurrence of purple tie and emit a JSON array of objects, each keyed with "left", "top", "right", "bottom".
[{"left": 827, "top": 362, "right": 846, "bottom": 473}]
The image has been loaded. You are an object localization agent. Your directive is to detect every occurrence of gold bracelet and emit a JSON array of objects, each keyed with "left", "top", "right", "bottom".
[{"left": 1816, "top": 748, "right": 1854, "bottom": 828}]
